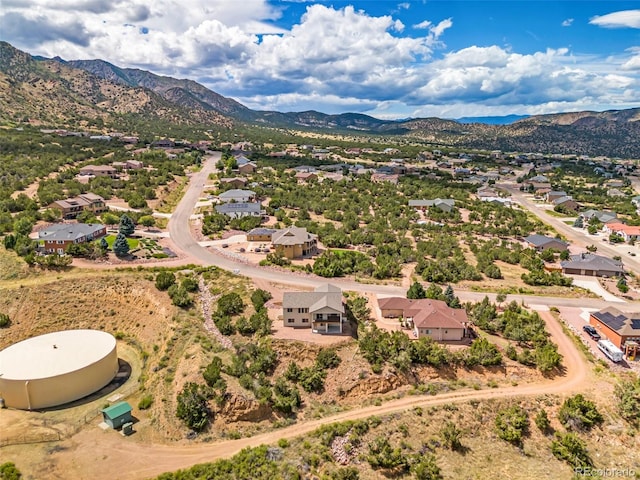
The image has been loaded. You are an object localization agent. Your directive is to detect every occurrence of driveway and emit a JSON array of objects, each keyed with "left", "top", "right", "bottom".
[{"left": 568, "top": 276, "right": 626, "bottom": 303}]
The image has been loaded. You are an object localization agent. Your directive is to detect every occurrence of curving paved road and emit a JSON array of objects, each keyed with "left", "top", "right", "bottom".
[{"left": 167, "top": 154, "right": 617, "bottom": 309}]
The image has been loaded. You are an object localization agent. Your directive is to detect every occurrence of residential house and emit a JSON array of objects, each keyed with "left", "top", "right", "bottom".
[
  {"left": 292, "top": 165, "right": 317, "bottom": 173},
  {"left": 246, "top": 228, "right": 276, "bottom": 242},
  {"left": 524, "top": 234, "right": 569, "bottom": 252},
  {"left": 78, "top": 165, "right": 119, "bottom": 178},
  {"left": 238, "top": 162, "right": 257, "bottom": 174},
  {"left": 552, "top": 196, "right": 579, "bottom": 211},
  {"left": 125, "top": 159, "right": 144, "bottom": 170},
  {"left": 377, "top": 297, "right": 469, "bottom": 342},
  {"left": 215, "top": 202, "right": 263, "bottom": 219},
  {"left": 151, "top": 139, "right": 175, "bottom": 149},
  {"left": 579, "top": 210, "right": 618, "bottom": 225},
  {"left": 606, "top": 179, "right": 625, "bottom": 188},
  {"left": 589, "top": 307, "right": 640, "bottom": 349},
  {"left": 602, "top": 222, "right": 640, "bottom": 243},
  {"left": 51, "top": 193, "right": 107, "bottom": 219},
  {"left": 546, "top": 190, "right": 568, "bottom": 203},
  {"left": 272, "top": 227, "right": 318, "bottom": 259},
  {"left": 282, "top": 284, "right": 345, "bottom": 334},
  {"left": 295, "top": 172, "right": 318, "bottom": 183},
  {"left": 607, "top": 188, "right": 626, "bottom": 198},
  {"left": 38, "top": 223, "right": 107, "bottom": 254},
  {"left": 218, "top": 189, "right": 256, "bottom": 203},
  {"left": 219, "top": 177, "right": 248, "bottom": 189},
  {"left": 560, "top": 253, "right": 624, "bottom": 277},
  {"left": 408, "top": 198, "right": 456, "bottom": 213}
]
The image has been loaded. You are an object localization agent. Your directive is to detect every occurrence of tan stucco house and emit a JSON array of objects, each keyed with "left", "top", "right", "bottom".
[{"left": 282, "top": 284, "right": 345, "bottom": 334}]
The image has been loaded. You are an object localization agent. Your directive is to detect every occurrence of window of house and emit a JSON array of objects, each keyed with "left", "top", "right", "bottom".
[
  {"left": 286, "top": 308, "right": 293, "bottom": 312},
  {"left": 298, "top": 308, "right": 309, "bottom": 313},
  {"left": 287, "top": 319, "right": 294, "bottom": 323},
  {"left": 302, "top": 319, "right": 309, "bottom": 323}
]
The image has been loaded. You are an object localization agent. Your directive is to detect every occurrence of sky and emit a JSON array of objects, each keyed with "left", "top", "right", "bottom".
[{"left": 2, "top": 1, "right": 640, "bottom": 120}]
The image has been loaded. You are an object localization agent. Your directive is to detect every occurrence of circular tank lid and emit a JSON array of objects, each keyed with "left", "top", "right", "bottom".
[{"left": 0, "top": 330, "right": 116, "bottom": 381}]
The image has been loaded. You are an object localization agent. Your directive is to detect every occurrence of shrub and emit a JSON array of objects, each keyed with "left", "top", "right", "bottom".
[
  {"left": 495, "top": 405, "right": 529, "bottom": 445},
  {"left": 138, "top": 394, "right": 153, "bottom": 410},
  {"left": 0, "top": 313, "right": 11, "bottom": 328},
  {"left": 251, "top": 289, "right": 273, "bottom": 310},
  {"left": 615, "top": 377, "right": 640, "bottom": 427},
  {"left": 0, "top": 462, "right": 22, "bottom": 480},
  {"left": 299, "top": 366, "right": 327, "bottom": 393},
  {"left": 168, "top": 285, "right": 193, "bottom": 308},
  {"left": 558, "top": 394, "right": 603, "bottom": 431},
  {"left": 316, "top": 349, "right": 341, "bottom": 370},
  {"left": 181, "top": 277, "right": 199, "bottom": 292},
  {"left": 366, "top": 437, "right": 410, "bottom": 472},
  {"left": 155, "top": 271, "right": 176, "bottom": 291},
  {"left": 176, "top": 382, "right": 210, "bottom": 432},
  {"left": 440, "top": 421, "right": 463, "bottom": 451},
  {"left": 217, "top": 293, "right": 245, "bottom": 316},
  {"left": 550, "top": 432, "right": 593, "bottom": 468},
  {"left": 412, "top": 454, "right": 442, "bottom": 480},
  {"left": 534, "top": 409, "right": 551, "bottom": 433}
]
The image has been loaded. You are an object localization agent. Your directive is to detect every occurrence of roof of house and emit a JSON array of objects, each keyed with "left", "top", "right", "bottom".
[
  {"left": 560, "top": 253, "right": 624, "bottom": 273},
  {"left": 591, "top": 307, "right": 640, "bottom": 336},
  {"left": 282, "top": 284, "right": 344, "bottom": 313},
  {"left": 581, "top": 210, "right": 618, "bottom": 223},
  {"left": 547, "top": 190, "right": 567, "bottom": 196},
  {"left": 524, "top": 234, "right": 568, "bottom": 248},
  {"left": 552, "top": 196, "right": 576, "bottom": 206},
  {"left": 219, "top": 177, "right": 247, "bottom": 184},
  {"left": 79, "top": 165, "right": 116, "bottom": 172},
  {"left": 101, "top": 401, "right": 132, "bottom": 419},
  {"left": 377, "top": 297, "right": 468, "bottom": 330},
  {"left": 218, "top": 189, "right": 255, "bottom": 200},
  {"left": 605, "top": 223, "right": 640, "bottom": 236},
  {"left": 247, "top": 228, "right": 276, "bottom": 236},
  {"left": 408, "top": 198, "right": 455, "bottom": 208},
  {"left": 38, "top": 223, "right": 106, "bottom": 242},
  {"left": 272, "top": 227, "right": 317, "bottom": 246},
  {"left": 215, "top": 202, "right": 262, "bottom": 214}
]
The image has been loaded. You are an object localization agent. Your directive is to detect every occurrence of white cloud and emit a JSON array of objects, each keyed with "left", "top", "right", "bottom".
[
  {"left": 590, "top": 10, "right": 640, "bottom": 29},
  {"left": 413, "top": 20, "right": 431, "bottom": 29},
  {"left": 1, "top": 1, "right": 639, "bottom": 118},
  {"left": 562, "top": 18, "right": 573, "bottom": 27}
]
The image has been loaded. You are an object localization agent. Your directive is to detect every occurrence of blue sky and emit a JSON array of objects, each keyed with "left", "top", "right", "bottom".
[{"left": 2, "top": 1, "right": 640, "bottom": 119}]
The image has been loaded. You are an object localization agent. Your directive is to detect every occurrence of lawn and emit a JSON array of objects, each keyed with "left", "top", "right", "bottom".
[{"left": 104, "top": 235, "right": 139, "bottom": 250}]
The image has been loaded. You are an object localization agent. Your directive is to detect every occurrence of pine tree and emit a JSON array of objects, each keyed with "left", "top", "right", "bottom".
[
  {"left": 444, "top": 285, "right": 461, "bottom": 308},
  {"left": 118, "top": 214, "right": 135, "bottom": 236},
  {"left": 407, "top": 281, "right": 427, "bottom": 299},
  {"left": 112, "top": 233, "right": 130, "bottom": 257}
]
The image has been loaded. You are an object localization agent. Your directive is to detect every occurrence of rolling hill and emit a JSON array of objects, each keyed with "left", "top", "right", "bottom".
[{"left": 3, "top": 41, "right": 640, "bottom": 157}]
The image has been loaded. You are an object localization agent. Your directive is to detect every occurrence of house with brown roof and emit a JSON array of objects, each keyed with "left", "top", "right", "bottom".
[
  {"left": 282, "top": 284, "right": 345, "bottom": 334},
  {"left": 589, "top": 307, "right": 640, "bottom": 349},
  {"left": 295, "top": 172, "right": 318, "bottom": 183},
  {"left": 219, "top": 177, "right": 248, "bottom": 189},
  {"left": 377, "top": 297, "right": 469, "bottom": 341},
  {"left": 272, "top": 227, "right": 318, "bottom": 259},
  {"left": 51, "top": 193, "right": 107, "bottom": 219}
]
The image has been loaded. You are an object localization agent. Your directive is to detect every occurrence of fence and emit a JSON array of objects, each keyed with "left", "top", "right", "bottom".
[{"left": 0, "top": 382, "right": 139, "bottom": 448}]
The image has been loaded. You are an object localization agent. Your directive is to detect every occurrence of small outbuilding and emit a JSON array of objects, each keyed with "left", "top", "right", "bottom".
[{"left": 102, "top": 401, "right": 133, "bottom": 429}]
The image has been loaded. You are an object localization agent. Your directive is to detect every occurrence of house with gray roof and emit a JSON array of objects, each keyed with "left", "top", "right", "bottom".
[
  {"left": 579, "top": 210, "right": 618, "bottom": 225},
  {"left": 552, "top": 196, "right": 579, "bottom": 211},
  {"left": 214, "top": 202, "right": 263, "bottom": 219},
  {"left": 218, "top": 189, "right": 256, "bottom": 203},
  {"left": 524, "top": 234, "right": 569, "bottom": 251},
  {"left": 282, "top": 284, "right": 345, "bottom": 334},
  {"left": 38, "top": 223, "right": 106, "bottom": 254},
  {"left": 408, "top": 198, "right": 456, "bottom": 213},
  {"left": 561, "top": 253, "right": 624, "bottom": 277}
]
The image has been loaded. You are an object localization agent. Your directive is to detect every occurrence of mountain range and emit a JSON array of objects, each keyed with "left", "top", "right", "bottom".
[{"left": 2, "top": 41, "right": 640, "bottom": 157}]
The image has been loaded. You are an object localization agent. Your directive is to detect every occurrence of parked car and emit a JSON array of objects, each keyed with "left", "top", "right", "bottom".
[{"left": 583, "top": 325, "right": 601, "bottom": 340}]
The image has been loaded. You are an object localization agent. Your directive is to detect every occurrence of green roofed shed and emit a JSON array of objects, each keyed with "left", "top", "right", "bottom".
[{"left": 102, "top": 401, "right": 133, "bottom": 429}]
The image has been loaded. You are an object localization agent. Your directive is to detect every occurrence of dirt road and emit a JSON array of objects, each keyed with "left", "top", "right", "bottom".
[{"left": 43, "top": 311, "right": 589, "bottom": 480}]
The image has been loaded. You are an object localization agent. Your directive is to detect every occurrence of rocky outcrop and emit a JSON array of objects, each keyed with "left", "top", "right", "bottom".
[
  {"left": 342, "top": 371, "right": 405, "bottom": 397},
  {"left": 220, "top": 393, "right": 271, "bottom": 422}
]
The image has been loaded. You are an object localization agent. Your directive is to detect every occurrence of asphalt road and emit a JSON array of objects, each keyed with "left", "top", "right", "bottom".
[{"left": 167, "top": 155, "right": 616, "bottom": 310}]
